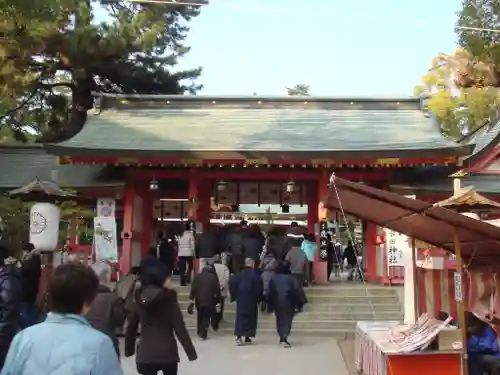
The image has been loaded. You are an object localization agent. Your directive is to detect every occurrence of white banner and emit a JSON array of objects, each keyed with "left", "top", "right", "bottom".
[
  {"left": 97, "top": 198, "right": 116, "bottom": 217},
  {"left": 94, "top": 217, "right": 118, "bottom": 262},
  {"left": 385, "top": 228, "right": 407, "bottom": 268},
  {"left": 386, "top": 195, "right": 415, "bottom": 271}
]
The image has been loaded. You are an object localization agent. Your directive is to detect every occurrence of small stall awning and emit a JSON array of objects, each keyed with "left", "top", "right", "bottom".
[
  {"left": 324, "top": 175, "right": 500, "bottom": 267},
  {"left": 8, "top": 178, "right": 76, "bottom": 199},
  {"left": 436, "top": 186, "right": 500, "bottom": 210}
]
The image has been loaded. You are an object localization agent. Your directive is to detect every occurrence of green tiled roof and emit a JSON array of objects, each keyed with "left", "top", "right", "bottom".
[
  {"left": 0, "top": 145, "right": 124, "bottom": 188},
  {"left": 46, "top": 95, "right": 472, "bottom": 158}
]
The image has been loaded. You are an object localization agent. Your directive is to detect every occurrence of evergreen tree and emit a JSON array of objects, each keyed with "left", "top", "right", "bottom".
[
  {"left": 286, "top": 84, "right": 310, "bottom": 96},
  {"left": 0, "top": 0, "right": 203, "bottom": 141}
]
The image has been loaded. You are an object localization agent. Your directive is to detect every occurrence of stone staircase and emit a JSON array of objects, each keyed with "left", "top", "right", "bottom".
[{"left": 176, "top": 283, "right": 403, "bottom": 338}]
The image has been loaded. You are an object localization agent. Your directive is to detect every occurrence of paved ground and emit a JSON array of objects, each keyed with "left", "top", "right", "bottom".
[{"left": 121, "top": 335, "right": 350, "bottom": 375}]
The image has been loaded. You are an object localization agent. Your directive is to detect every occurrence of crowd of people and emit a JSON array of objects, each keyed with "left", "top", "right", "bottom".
[
  {"left": 0, "top": 220, "right": 361, "bottom": 375},
  {"left": 182, "top": 220, "right": 309, "bottom": 347}
]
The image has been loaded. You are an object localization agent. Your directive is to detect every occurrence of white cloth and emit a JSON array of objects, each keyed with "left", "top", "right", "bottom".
[
  {"left": 213, "top": 263, "right": 230, "bottom": 298},
  {"left": 177, "top": 231, "right": 195, "bottom": 257},
  {"left": 94, "top": 217, "right": 118, "bottom": 262}
]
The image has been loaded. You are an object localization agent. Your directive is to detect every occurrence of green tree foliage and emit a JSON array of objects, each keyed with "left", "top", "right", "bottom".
[
  {"left": 415, "top": 49, "right": 500, "bottom": 140},
  {"left": 0, "top": 0, "right": 203, "bottom": 142},
  {"left": 456, "top": 0, "right": 500, "bottom": 87},
  {"left": 0, "top": 196, "right": 94, "bottom": 255},
  {"left": 287, "top": 84, "right": 310, "bottom": 96}
]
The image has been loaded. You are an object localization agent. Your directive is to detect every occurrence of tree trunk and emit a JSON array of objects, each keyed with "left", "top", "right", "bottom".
[{"left": 51, "top": 75, "right": 94, "bottom": 142}]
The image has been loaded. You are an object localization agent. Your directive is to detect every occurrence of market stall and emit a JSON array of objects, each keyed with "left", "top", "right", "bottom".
[
  {"left": 324, "top": 174, "right": 500, "bottom": 375},
  {"left": 355, "top": 317, "right": 462, "bottom": 375}
]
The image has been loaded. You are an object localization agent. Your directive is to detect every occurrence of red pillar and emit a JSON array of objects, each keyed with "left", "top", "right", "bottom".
[
  {"left": 120, "top": 185, "right": 134, "bottom": 275},
  {"left": 188, "top": 173, "right": 212, "bottom": 274},
  {"left": 314, "top": 171, "right": 330, "bottom": 283},
  {"left": 141, "top": 192, "right": 153, "bottom": 257},
  {"left": 307, "top": 181, "right": 318, "bottom": 235},
  {"left": 365, "top": 221, "right": 378, "bottom": 283}
]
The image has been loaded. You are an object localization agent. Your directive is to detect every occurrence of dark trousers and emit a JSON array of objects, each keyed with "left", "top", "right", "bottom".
[
  {"left": 231, "top": 254, "right": 244, "bottom": 274},
  {"left": 197, "top": 306, "right": 215, "bottom": 339},
  {"left": 137, "top": 362, "right": 178, "bottom": 375},
  {"left": 293, "top": 273, "right": 304, "bottom": 286},
  {"left": 178, "top": 256, "right": 194, "bottom": 286},
  {"left": 211, "top": 299, "right": 225, "bottom": 330},
  {"left": 303, "top": 261, "right": 313, "bottom": 283},
  {"left": 275, "top": 309, "right": 293, "bottom": 339},
  {"left": 327, "top": 258, "right": 334, "bottom": 279}
]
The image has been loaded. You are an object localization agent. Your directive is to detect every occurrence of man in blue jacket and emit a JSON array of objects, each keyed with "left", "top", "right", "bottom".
[
  {"left": 1, "top": 263, "right": 122, "bottom": 375},
  {"left": 466, "top": 312, "right": 500, "bottom": 375}
]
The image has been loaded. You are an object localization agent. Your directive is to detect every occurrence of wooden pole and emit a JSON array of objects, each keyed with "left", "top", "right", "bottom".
[
  {"left": 453, "top": 231, "right": 468, "bottom": 375},
  {"left": 411, "top": 237, "right": 419, "bottom": 320}
]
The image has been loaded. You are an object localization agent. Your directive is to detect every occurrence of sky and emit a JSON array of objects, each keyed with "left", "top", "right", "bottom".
[
  {"left": 96, "top": 0, "right": 462, "bottom": 96},
  {"left": 176, "top": 0, "right": 462, "bottom": 96}
]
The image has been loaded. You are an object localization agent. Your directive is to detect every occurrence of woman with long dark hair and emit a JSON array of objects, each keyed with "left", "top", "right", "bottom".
[{"left": 125, "top": 263, "right": 197, "bottom": 375}]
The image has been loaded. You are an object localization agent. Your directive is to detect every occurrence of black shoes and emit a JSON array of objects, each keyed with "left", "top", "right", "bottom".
[
  {"left": 236, "top": 336, "right": 253, "bottom": 346},
  {"left": 279, "top": 336, "right": 291, "bottom": 348}
]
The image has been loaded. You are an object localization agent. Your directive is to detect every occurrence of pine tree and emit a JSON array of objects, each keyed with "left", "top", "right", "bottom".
[{"left": 0, "top": 0, "right": 203, "bottom": 141}]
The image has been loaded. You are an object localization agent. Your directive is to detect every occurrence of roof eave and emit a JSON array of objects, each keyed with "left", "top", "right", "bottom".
[{"left": 44, "top": 144, "right": 474, "bottom": 161}]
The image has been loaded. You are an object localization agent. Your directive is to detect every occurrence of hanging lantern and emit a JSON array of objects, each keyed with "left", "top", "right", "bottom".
[
  {"left": 30, "top": 203, "right": 60, "bottom": 251},
  {"left": 285, "top": 181, "right": 297, "bottom": 194},
  {"left": 217, "top": 181, "right": 228, "bottom": 192},
  {"left": 149, "top": 179, "right": 159, "bottom": 191}
]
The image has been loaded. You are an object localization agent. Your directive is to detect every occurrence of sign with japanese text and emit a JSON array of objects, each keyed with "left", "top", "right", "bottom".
[
  {"left": 318, "top": 221, "right": 329, "bottom": 261},
  {"left": 454, "top": 272, "right": 463, "bottom": 302},
  {"left": 385, "top": 228, "right": 406, "bottom": 269}
]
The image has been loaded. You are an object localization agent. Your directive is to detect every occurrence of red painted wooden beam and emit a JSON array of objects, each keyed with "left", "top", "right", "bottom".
[
  {"left": 125, "top": 168, "right": 391, "bottom": 181},
  {"left": 64, "top": 155, "right": 457, "bottom": 167}
]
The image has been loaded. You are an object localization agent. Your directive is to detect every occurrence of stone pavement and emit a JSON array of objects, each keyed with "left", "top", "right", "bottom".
[{"left": 120, "top": 335, "right": 349, "bottom": 375}]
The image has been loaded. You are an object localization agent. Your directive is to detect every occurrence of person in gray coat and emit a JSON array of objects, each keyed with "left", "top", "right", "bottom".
[
  {"left": 260, "top": 249, "right": 279, "bottom": 312},
  {"left": 87, "top": 262, "right": 126, "bottom": 356},
  {"left": 285, "top": 245, "right": 307, "bottom": 287}
]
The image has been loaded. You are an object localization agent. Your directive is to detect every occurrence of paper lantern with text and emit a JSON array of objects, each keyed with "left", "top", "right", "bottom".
[{"left": 29, "top": 203, "right": 60, "bottom": 251}]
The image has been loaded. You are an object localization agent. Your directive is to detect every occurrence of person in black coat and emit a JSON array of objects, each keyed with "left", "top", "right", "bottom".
[
  {"left": 0, "top": 245, "right": 22, "bottom": 367},
  {"left": 268, "top": 261, "right": 307, "bottom": 348},
  {"left": 227, "top": 222, "right": 249, "bottom": 274},
  {"left": 189, "top": 264, "right": 221, "bottom": 340},
  {"left": 230, "top": 258, "right": 263, "bottom": 346},
  {"left": 343, "top": 241, "right": 359, "bottom": 281},
  {"left": 195, "top": 226, "right": 217, "bottom": 269},
  {"left": 243, "top": 225, "right": 265, "bottom": 267},
  {"left": 266, "top": 228, "right": 291, "bottom": 262},
  {"left": 19, "top": 243, "right": 41, "bottom": 328},
  {"left": 125, "top": 263, "right": 197, "bottom": 375}
]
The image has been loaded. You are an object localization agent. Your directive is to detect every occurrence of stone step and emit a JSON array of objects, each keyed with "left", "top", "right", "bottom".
[
  {"left": 184, "top": 318, "right": 360, "bottom": 331},
  {"left": 186, "top": 327, "right": 347, "bottom": 338},
  {"left": 175, "top": 286, "right": 399, "bottom": 297},
  {"left": 177, "top": 294, "right": 399, "bottom": 305},
  {"left": 178, "top": 300, "right": 401, "bottom": 313},
  {"left": 182, "top": 310, "right": 402, "bottom": 321},
  {"left": 304, "top": 295, "right": 400, "bottom": 304}
]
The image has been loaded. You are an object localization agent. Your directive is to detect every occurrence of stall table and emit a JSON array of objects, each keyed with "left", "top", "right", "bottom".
[{"left": 355, "top": 321, "right": 463, "bottom": 375}]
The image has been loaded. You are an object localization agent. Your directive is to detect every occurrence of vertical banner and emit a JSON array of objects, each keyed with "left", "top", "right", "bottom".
[
  {"left": 94, "top": 198, "right": 118, "bottom": 262},
  {"left": 318, "top": 220, "right": 329, "bottom": 261},
  {"left": 97, "top": 198, "right": 116, "bottom": 217},
  {"left": 385, "top": 228, "right": 406, "bottom": 270},
  {"left": 94, "top": 217, "right": 119, "bottom": 262}
]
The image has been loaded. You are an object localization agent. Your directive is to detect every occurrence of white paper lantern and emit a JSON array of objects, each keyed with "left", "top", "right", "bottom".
[{"left": 29, "top": 203, "right": 60, "bottom": 252}]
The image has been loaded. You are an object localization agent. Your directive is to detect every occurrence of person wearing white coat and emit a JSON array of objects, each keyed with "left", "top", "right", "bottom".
[
  {"left": 177, "top": 226, "right": 195, "bottom": 286},
  {"left": 211, "top": 255, "right": 230, "bottom": 330}
]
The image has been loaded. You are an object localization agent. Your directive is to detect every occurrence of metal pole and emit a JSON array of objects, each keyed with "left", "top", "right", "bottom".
[{"left": 453, "top": 231, "right": 468, "bottom": 375}]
